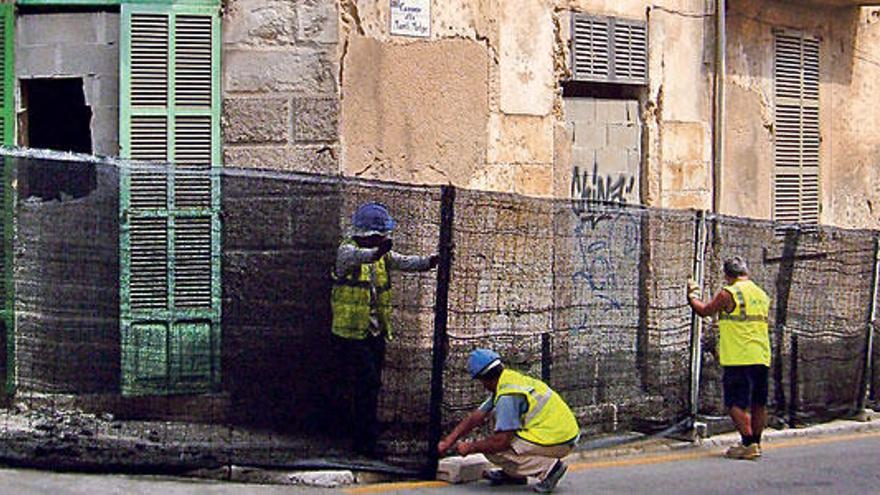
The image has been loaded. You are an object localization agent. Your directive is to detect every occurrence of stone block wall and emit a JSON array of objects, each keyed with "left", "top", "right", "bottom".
[{"left": 221, "top": 0, "right": 339, "bottom": 175}]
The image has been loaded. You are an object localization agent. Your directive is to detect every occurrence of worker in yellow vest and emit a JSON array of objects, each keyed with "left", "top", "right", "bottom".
[
  {"left": 331, "top": 202, "right": 438, "bottom": 456},
  {"left": 687, "top": 256, "right": 771, "bottom": 460},
  {"left": 439, "top": 349, "right": 580, "bottom": 493}
]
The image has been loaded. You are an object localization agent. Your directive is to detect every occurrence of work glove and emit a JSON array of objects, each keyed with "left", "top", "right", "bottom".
[
  {"left": 686, "top": 278, "right": 700, "bottom": 300},
  {"left": 375, "top": 238, "right": 393, "bottom": 259}
]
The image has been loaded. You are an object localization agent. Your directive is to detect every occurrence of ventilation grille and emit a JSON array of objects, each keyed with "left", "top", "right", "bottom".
[
  {"left": 130, "top": 13, "right": 168, "bottom": 107},
  {"left": 571, "top": 13, "right": 647, "bottom": 84},
  {"left": 174, "top": 115, "right": 212, "bottom": 208},
  {"left": 572, "top": 16, "right": 609, "bottom": 81},
  {"left": 174, "top": 216, "right": 212, "bottom": 308},
  {"left": 613, "top": 21, "right": 647, "bottom": 83},
  {"left": 175, "top": 15, "right": 212, "bottom": 107},
  {"left": 130, "top": 217, "right": 168, "bottom": 310}
]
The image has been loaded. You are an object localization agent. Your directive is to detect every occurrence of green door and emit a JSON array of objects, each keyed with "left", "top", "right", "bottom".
[
  {"left": 119, "top": 3, "right": 221, "bottom": 395},
  {"left": 0, "top": 3, "right": 13, "bottom": 395}
]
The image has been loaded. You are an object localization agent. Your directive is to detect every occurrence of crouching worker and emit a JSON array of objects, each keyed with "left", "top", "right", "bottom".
[
  {"left": 332, "top": 202, "right": 438, "bottom": 456},
  {"left": 438, "top": 349, "right": 580, "bottom": 493}
]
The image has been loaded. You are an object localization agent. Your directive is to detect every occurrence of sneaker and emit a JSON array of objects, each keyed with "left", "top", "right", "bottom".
[
  {"left": 725, "top": 443, "right": 760, "bottom": 460},
  {"left": 532, "top": 460, "right": 568, "bottom": 493},
  {"left": 483, "top": 469, "right": 528, "bottom": 486}
]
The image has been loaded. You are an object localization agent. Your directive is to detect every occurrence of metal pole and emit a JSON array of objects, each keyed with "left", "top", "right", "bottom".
[
  {"left": 425, "top": 185, "right": 455, "bottom": 479},
  {"left": 689, "top": 210, "right": 708, "bottom": 419},
  {"left": 856, "top": 235, "right": 879, "bottom": 414},
  {"left": 713, "top": 0, "right": 726, "bottom": 215}
]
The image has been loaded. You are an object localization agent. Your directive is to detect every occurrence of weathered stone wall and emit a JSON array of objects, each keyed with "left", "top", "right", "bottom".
[
  {"left": 339, "top": 0, "right": 715, "bottom": 206},
  {"left": 723, "top": 2, "right": 880, "bottom": 229},
  {"left": 221, "top": 0, "right": 339, "bottom": 174},
  {"left": 15, "top": 12, "right": 120, "bottom": 155}
]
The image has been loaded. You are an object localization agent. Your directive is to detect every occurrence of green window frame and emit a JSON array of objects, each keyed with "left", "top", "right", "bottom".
[
  {"left": 16, "top": 0, "right": 219, "bottom": 7},
  {"left": 0, "top": 2, "right": 13, "bottom": 395},
  {"left": 119, "top": 2, "right": 221, "bottom": 395}
]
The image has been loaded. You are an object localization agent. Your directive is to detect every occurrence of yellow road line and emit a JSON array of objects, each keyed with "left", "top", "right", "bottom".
[
  {"left": 346, "top": 429, "right": 880, "bottom": 493},
  {"left": 344, "top": 481, "right": 448, "bottom": 494}
]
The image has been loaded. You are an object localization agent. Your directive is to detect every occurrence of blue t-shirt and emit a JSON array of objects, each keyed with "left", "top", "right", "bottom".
[{"left": 479, "top": 393, "right": 528, "bottom": 432}]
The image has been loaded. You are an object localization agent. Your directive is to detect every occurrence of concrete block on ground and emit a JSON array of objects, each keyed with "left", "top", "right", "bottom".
[
  {"left": 288, "top": 470, "right": 355, "bottom": 487},
  {"left": 437, "top": 454, "right": 491, "bottom": 483}
]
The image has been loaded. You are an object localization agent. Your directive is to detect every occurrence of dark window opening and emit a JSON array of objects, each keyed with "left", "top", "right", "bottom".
[
  {"left": 20, "top": 78, "right": 96, "bottom": 200},
  {"left": 562, "top": 81, "right": 643, "bottom": 99}
]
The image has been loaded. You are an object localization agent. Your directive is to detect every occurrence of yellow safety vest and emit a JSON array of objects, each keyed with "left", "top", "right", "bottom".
[
  {"left": 331, "top": 241, "right": 393, "bottom": 340},
  {"left": 718, "top": 279, "right": 771, "bottom": 366},
  {"left": 494, "top": 369, "right": 580, "bottom": 446}
]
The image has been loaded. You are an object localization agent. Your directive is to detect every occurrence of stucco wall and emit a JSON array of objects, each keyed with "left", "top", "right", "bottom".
[{"left": 338, "top": 0, "right": 716, "bottom": 206}]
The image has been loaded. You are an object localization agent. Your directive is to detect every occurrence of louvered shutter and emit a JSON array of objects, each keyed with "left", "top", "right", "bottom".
[
  {"left": 571, "top": 13, "right": 647, "bottom": 85},
  {"left": 120, "top": 4, "right": 221, "bottom": 395},
  {"left": 0, "top": 4, "right": 14, "bottom": 394},
  {"left": 773, "top": 32, "right": 820, "bottom": 229}
]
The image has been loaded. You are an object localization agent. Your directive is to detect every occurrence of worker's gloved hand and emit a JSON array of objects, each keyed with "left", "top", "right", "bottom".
[
  {"left": 437, "top": 439, "right": 452, "bottom": 455},
  {"left": 686, "top": 278, "right": 700, "bottom": 300},
  {"left": 428, "top": 254, "right": 440, "bottom": 269},
  {"left": 375, "top": 238, "right": 393, "bottom": 259}
]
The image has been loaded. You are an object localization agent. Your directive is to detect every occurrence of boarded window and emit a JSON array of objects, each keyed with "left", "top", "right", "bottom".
[
  {"left": 571, "top": 13, "right": 647, "bottom": 85},
  {"left": 773, "top": 31, "right": 820, "bottom": 228},
  {"left": 119, "top": 5, "right": 221, "bottom": 396}
]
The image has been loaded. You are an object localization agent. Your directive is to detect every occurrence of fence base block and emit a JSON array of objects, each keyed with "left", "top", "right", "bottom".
[{"left": 436, "top": 454, "right": 491, "bottom": 483}]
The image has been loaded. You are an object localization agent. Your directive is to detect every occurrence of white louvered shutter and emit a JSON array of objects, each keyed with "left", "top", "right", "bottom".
[
  {"left": 774, "top": 32, "right": 820, "bottom": 229},
  {"left": 571, "top": 13, "right": 647, "bottom": 85},
  {"left": 120, "top": 5, "right": 220, "bottom": 395}
]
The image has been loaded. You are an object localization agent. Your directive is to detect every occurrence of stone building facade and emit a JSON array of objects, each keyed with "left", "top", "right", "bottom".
[{"left": 222, "top": 0, "right": 880, "bottom": 230}]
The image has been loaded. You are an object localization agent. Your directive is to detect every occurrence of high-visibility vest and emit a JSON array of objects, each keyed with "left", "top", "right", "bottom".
[
  {"left": 718, "top": 279, "right": 771, "bottom": 366},
  {"left": 494, "top": 369, "right": 580, "bottom": 446},
  {"left": 331, "top": 241, "right": 393, "bottom": 340}
]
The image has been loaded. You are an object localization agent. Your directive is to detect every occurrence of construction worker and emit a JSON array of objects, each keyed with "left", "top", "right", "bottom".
[
  {"left": 438, "top": 349, "right": 580, "bottom": 493},
  {"left": 687, "top": 256, "right": 771, "bottom": 460},
  {"left": 331, "top": 202, "right": 438, "bottom": 456}
]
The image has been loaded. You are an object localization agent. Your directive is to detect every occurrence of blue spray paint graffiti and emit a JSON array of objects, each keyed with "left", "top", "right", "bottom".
[{"left": 569, "top": 164, "right": 640, "bottom": 336}]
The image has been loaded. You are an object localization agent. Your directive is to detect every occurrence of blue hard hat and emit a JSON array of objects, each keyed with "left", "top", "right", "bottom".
[
  {"left": 467, "top": 348, "right": 501, "bottom": 379},
  {"left": 352, "top": 202, "right": 396, "bottom": 236}
]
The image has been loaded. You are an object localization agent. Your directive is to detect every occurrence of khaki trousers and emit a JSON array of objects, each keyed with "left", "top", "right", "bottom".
[{"left": 485, "top": 437, "right": 574, "bottom": 481}]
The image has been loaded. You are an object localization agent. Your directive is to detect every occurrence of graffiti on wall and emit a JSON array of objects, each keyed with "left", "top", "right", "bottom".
[{"left": 569, "top": 162, "right": 640, "bottom": 337}]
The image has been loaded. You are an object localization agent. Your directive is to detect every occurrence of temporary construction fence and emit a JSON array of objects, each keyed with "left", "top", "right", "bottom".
[{"left": 0, "top": 148, "right": 876, "bottom": 478}]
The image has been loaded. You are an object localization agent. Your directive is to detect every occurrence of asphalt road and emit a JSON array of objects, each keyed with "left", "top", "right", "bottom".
[
  {"left": 365, "top": 431, "right": 880, "bottom": 495},
  {"left": 0, "top": 431, "right": 877, "bottom": 494}
]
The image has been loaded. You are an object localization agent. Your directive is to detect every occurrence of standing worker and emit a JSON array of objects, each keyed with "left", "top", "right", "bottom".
[
  {"left": 687, "top": 256, "right": 771, "bottom": 460},
  {"left": 438, "top": 349, "right": 580, "bottom": 493},
  {"left": 331, "top": 202, "right": 438, "bottom": 456}
]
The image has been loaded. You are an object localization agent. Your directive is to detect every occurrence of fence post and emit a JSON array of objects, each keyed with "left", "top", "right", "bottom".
[
  {"left": 774, "top": 228, "right": 799, "bottom": 425},
  {"left": 425, "top": 185, "right": 455, "bottom": 479},
  {"left": 856, "top": 235, "right": 879, "bottom": 416},
  {"left": 688, "top": 210, "right": 708, "bottom": 421}
]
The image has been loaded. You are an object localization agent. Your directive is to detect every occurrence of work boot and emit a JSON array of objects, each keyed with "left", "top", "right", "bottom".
[
  {"left": 532, "top": 460, "right": 567, "bottom": 493},
  {"left": 725, "top": 443, "right": 760, "bottom": 460},
  {"left": 483, "top": 469, "right": 528, "bottom": 486}
]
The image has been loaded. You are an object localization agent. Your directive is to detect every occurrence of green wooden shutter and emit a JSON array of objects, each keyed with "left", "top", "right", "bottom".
[
  {"left": 120, "top": 4, "right": 221, "bottom": 395},
  {"left": 773, "top": 31, "right": 820, "bottom": 229},
  {"left": 0, "top": 3, "right": 13, "bottom": 395}
]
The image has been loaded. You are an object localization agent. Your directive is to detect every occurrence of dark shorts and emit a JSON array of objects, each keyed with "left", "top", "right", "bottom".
[{"left": 722, "top": 365, "right": 769, "bottom": 409}]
